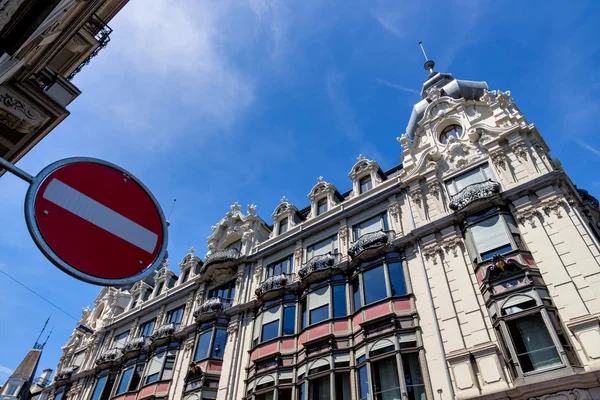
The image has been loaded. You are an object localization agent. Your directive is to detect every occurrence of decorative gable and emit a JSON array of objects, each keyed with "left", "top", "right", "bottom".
[
  {"left": 348, "top": 155, "right": 384, "bottom": 197},
  {"left": 307, "top": 177, "right": 341, "bottom": 218},
  {"left": 271, "top": 196, "right": 302, "bottom": 237}
]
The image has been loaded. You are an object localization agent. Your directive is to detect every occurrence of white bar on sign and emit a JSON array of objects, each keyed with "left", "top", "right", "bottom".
[{"left": 42, "top": 178, "right": 158, "bottom": 253}]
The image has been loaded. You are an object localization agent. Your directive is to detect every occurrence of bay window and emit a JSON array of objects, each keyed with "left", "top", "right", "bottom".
[
  {"left": 357, "top": 365, "right": 369, "bottom": 400},
  {"left": 115, "top": 356, "right": 145, "bottom": 395},
  {"left": 299, "top": 278, "right": 348, "bottom": 329},
  {"left": 91, "top": 370, "right": 117, "bottom": 400},
  {"left": 363, "top": 266, "right": 387, "bottom": 305},
  {"left": 195, "top": 326, "right": 227, "bottom": 361},
  {"left": 446, "top": 163, "right": 494, "bottom": 196},
  {"left": 466, "top": 210, "right": 523, "bottom": 261},
  {"left": 353, "top": 213, "right": 389, "bottom": 240},
  {"left": 307, "top": 235, "right": 338, "bottom": 259},
  {"left": 402, "top": 353, "right": 426, "bottom": 400},
  {"left": 266, "top": 256, "right": 293, "bottom": 278},
  {"left": 254, "top": 297, "right": 297, "bottom": 345},
  {"left": 283, "top": 305, "right": 296, "bottom": 335},
  {"left": 353, "top": 252, "right": 407, "bottom": 311},
  {"left": 332, "top": 284, "right": 347, "bottom": 318},
  {"left": 145, "top": 343, "right": 178, "bottom": 384},
  {"left": 371, "top": 356, "right": 401, "bottom": 399}
]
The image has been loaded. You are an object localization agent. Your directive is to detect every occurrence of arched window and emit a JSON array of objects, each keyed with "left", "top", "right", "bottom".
[{"left": 439, "top": 124, "right": 463, "bottom": 144}]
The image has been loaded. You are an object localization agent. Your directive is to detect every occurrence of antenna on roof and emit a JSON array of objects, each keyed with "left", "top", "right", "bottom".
[
  {"left": 42, "top": 326, "right": 54, "bottom": 348},
  {"left": 419, "top": 41, "right": 435, "bottom": 74},
  {"left": 34, "top": 316, "right": 51, "bottom": 349},
  {"left": 166, "top": 199, "right": 176, "bottom": 226}
]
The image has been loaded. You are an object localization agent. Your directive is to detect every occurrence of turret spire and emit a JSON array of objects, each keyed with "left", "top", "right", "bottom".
[{"left": 419, "top": 41, "right": 435, "bottom": 74}]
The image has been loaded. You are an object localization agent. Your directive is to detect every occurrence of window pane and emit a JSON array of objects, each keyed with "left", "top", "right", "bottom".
[
  {"left": 91, "top": 376, "right": 107, "bottom": 400},
  {"left": 372, "top": 357, "right": 401, "bottom": 400},
  {"left": 309, "top": 236, "right": 336, "bottom": 258},
  {"left": 471, "top": 216, "right": 512, "bottom": 258},
  {"left": 335, "top": 372, "right": 351, "bottom": 400},
  {"left": 283, "top": 305, "right": 296, "bottom": 335},
  {"left": 360, "top": 176, "right": 373, "bottom": 194},
  {"left": 116, "top": 366, "right": 133, "bottom": 395},
  {"left": 113, "top": 331, "right": 129, "bottom": 349},
  {"left": 99, "top": 374, "right": 116, "bottom": 400},
  {"left": 194, "top": 331, "right": 212, "bottom": 361},
  {"left": 129, "top": 363, "right": 144, "bottom": 391},
  {"left": 387, "top": 262, "right": 407, "bottom": 296},
  {"left": 507, "top": 313, "right": 561, "bottom": 372},
  {"left": 279, "top": 218, "right": 288, "bottom": 234},
  {"left": 357, "top": 365, "right": 369, "bottom": 400},
  {"left": 355, "top": 215, "right": 384, "bottom": 238},
  {"left": 139, "top": 320, "right": 155, "bottom": 338},
  {"left": 309, "top": 304, "right": 329, "bottom": 325},
  {"left": 450, "top": 167, "right": 486, "bottom": 195},
  {"left": 72, "top": 351, "right": 85, "bottom": 367},
  {"left": 262, "top": 320, "right": 280, "bottom": 342},
  {"left": 279, "top": 388, "right": 292, "bottom": 400},
  {"left": 402, "top": 353, "right": 426, "bottom": 400},
  {"left": 301, "top": 298, "right": 307, "bottom": 330},
  {"left": 162, "top": 349, "right": 177, "bottom": 380},
  {"left": 352, "top": 278, "right": 361, "bottom": 312},
  {"left": 317, "top": 199, "right": 328, "bottom": 215},
  {"left": 297, "top": 382, "right": 306, "bottom": 400},
  {"left": 310, "top": 375, "right": 330, "bottom": 400},
  {"left": 211, "top": 329, "right": 227, "bottom": 358},
  {"left": 363, "top": 265, "right": 387, "bottom": 304},
  {"left": 333, "top": 285, "right": 347, "bottom": 318},
  {"left": 146, "top": 351, "right": 165, "bottom": 384}
]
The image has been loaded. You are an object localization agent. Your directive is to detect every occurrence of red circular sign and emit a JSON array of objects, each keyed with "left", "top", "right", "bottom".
[{"left": 25, "top": 158, "right": 168, "bottom": 285}]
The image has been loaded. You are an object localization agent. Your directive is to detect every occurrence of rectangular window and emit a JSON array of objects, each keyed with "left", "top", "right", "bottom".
[
  {"left": 181, "top": 269, "right": 190, "bottom": 283},
  {"left": 211, "top": 328, "right": 227, "bottom": 358},
  {"left": 352, "top": 278, "right": 361, "bottom": 312},
  {"left": 266, "top": 256, "right": 293, "bottom": 277},
  {"left": 90, "top": 376, "right": 107, "bottom": 400},
  {"left": 470, "top": 215, "right": 513, "bottom": 260},
  {"left": 333, "top": 285, "right": 347, "bottom": 318},
  {"left": 139, "top": 320, "right": 155, "bottom": 338},
  {"left": 307, "top": 235, "right": 338, "bottom": 259},
  {"left": 261, "top": 320, "right": 280, "bottom": 342},
  {"left": 359, "top": 176, "right": 373, "bottom": 194},
  {"left": 317, "top": 198, "right": 328, "bottom": 215},
  {"left": 208, "top": 280, "right": 236, "bottom": 300},
  {"left": 279, "top": 218, "right": 289, "bottom": 235},
  {"left": 310, "top": 375, "right": 330, "bottom": 400},
  {"left": 166, "top": 306, "right": 185, "bottom": 326},
  {"left": 372, "top": 356, "right": 401, "bottom": 400},
  {"left": 335, "top": 372, "right": 351, "bottom": 400},
  {"left": 506, "top": 313, "right": 561, "bottom": 373},
  {"left": 387, "top": 262, "right": 407, "bottom": 296},
  {"left": 194, "top": 331, "right": 212, "bottom": 361},
  {"left": 363, "top": 265, "right": 387, "bottom": 304},
  {"left": 113, "top": 331, "right": 129, "bottom": 349},
  {"left": 283, "top": 305, "right": 296, "bottom": 335},
  {"left": 155, "top": 282, "right": 164, "bottom": 296},
  {"left": 201, "top": 390, "right": 217, "bottom": 400},
  {"left": 279, "top": 388, "right": 293, "bottom": 400},
  {"left": 71, "top": 350, "right": 85, "bottom": 367},
  {"left": 161, "top": 349, "right": 177, "bottom": 380},
  {"left": 357, "top": 365, "right": 369, "bottom": 400},
  {"left": 297, "top": 382, "right": 306, "bottom": 400},
  {"left": 309, "top": 305, "right": 329, "bottom": 325},
  {"left": 353, "top": 213, "right": 388, "bottom": 240},
  {"left": 300, "top": 297, "right": 307, "bottom": 330},
  {"left": 446, "top": 164, "right": 494, "bottom": 196},
  {"left": 5, "top": 384, "right": 19, "bottom": 396},
  {"left": 227, "top": 239, "right": 242, "bottom": 251},
  {"left": 116, "top": 366, "right": 134, "bottom": 395},
  {"left": 145, "top": 351, "right": 165, "bottom": 384},
  {"left": 129, "top": 362, "right": 144, "bottom": 392},
  {"left": 91, "top": 373, "right": 116, "bottom": 400},
  {"left": 402, "top": 353, "right": 426, "bottom": 400}
]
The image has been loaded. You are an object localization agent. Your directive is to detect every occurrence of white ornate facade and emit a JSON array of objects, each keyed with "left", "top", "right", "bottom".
[{"left": 41, "top": 68, "right": 600, "bottom": 400}]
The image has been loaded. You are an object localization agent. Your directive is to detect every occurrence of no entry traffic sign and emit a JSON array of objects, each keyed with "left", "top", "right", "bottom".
[{"left": 0, "top": 157, "right": 169, "bottom": 286}]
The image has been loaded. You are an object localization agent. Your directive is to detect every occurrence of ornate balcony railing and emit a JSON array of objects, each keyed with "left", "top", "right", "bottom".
[
  {"left": 55, "top": 366, "right": 78, "bottom": 381},
  {"left": 298, "top": 253, "right": 341, "bottom": 279},
  {"left": 348, "top": 230, "right": 393, "bottom": 258},
  {"left": 577, "top": 188, "right": 599, "bottom": 209},
  {"left": 204, "top": 248, "right": 241, "bottom": 267},
  {"left": 123, "top": 336, "right": 147, "bottom": 353},
  {"left": 95, "top": 348, "right": 123, "bottom": 365},
  {"left": 255, "top": 273, "right": 294, "bottom": 297},
  {"left": 150, "top": 322, "right": 179, "bottom": 342},
  {"left": 449, "top": 180, "right": 501, "bottom": 211},
  {"left": 68, "top": 14, "right": 112, "bottom": 81},
  {"left": 193, "top": 297, "right": 233, "bottom": 319}
]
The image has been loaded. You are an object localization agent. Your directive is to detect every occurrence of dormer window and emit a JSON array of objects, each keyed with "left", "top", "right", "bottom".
[
  {"left": 278, "top": 217, "right": 288, "bottom": 235},
  {"left": 439, "top": 124, "right": 462, "bottom": 144},
  {"left": 317, "top": 198, "right": 328, "bottom": 215},
  {"left": 359, "top": 176, "right": 372, "bottom": 194}
]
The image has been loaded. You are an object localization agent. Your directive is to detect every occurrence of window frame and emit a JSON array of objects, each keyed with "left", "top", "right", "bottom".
[
  {"left": 144, "top": 342, "right": 179, "bottom": 384},
  {"left": 439, "top": 123, "right": 463, "bottom": 144},
  {"left": 207, "top": 279, "right": 236, "bottom": 301},
  {"left": 278, "top": 217, "right": 289, "bottom": 235},
  {"left": 115, "top": 356, "right": 146, "bottom": 395},
  {"left": 465, "top": 210, "right": 523, "bottom": 263},
  {"left": 306, "top": 234, "right": 339, "bottom": 260},
  {"left": 112, "top": 331, "right": 130, "bottom": 349},
  {"left": 165, "top": 305, "right": 185, "bottom": 328},
  {"left": 194, "top": 326, "right": 228, "bottom": 361},
  {"left": 354, "top": 252, "right": 407, "bottom": 310},
  {"left": 352, "top": 213, "right": 389, "bottom": 241},
  {"left": 445, "top": 163, "right": 494, "bottom": 197},
  {"left": 266, "top": 255, "right": 294, "bottom": 278},
  {"left": 316, "top": 198, "right": 328, "bottom": 216},
  {"left": 138, "top": 319, "right": 155, "bottom": 338},
  {"left": 359, "top": 175, "right": 373, "bottom": 194}
]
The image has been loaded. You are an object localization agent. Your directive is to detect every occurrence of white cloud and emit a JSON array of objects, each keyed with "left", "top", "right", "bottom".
[
  {"left": 576, "top": 140, "right": 600, "bottom": 157},
  {"left": 249, "top": 0, "right": 290, "bottom": 60},
  {"left": 376, "top": 78, "right": 420, "bottom": 95},
  {"left": 0, "top": 364, "right": 14, "bottom": 377},
  {"left": 372, "top": 13, "right": 402, "bottom": 37}
]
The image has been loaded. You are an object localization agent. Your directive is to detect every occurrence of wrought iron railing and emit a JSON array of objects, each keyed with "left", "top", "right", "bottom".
[
  {"left": 204, "top": 248, "right": 241, "bottom": 266},
  {"left": 123, "top": 336, "right": 147, "bottom": 353},
  {"left": 298, "top": 253, "right": 341, "bottom": 279},
  {"left": 255, "top": 273, "right": 294, "bottom": 297},
  {"left": 68, "top": 14, "right": 112, "bottom": 80},
  {"left": 348, "top": 230, "right": 394, "bottom": 258},
  {"left": 149, "top": 322, "right": 180, "bottom": 341},
  {"left": 194, "top": 297, "right": 234, "bottom": 318},
  {"left": 55, "top": 366, "right": 78, "bottom": 381},
  {"left": 449, "top": 180, "right": 501, "bottom": 211},
  {"left": 577, "top": 188, "right": 599, "bottom": 209},
  {"left": 95, "top": 348, "right": 123, "bottom": 365}
]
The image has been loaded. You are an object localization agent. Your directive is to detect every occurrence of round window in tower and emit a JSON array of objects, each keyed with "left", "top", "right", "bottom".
[{"left": 439, "top": 124, "right": 463, "bottom": 144}]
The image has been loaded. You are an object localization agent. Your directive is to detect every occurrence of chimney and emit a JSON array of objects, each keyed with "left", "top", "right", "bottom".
[{"left": 38, "top": 369, "right": 53, "bottom": 387}]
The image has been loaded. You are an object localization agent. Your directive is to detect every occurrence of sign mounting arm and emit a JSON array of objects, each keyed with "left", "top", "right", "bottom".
[{"left": 0, "top": 157, "right": 34, "bottom": 183}]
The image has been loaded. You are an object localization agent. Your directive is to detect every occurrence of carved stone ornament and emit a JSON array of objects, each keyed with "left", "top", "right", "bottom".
[
  {"left": 194, "top": 297, "right": 232, "bottom": 318},
  {"left": 348, "top": 231, "right": 390, "bottom": 258},
  {"left": 338, "top": 226, "right": 349, "bottom": 247},
  {"left": 150, "top": 323, "right": 175, "bottom": 341},
  {"left": 409, "top": 188, "right": 423, "bottom": 208},
  {"left": 184, "top": 339, "right": 195, "bottom": 353},
  {"left": 527, "top": 388, "right": 594, "bottom": 400},
  {"left": 516, "top": 208, "right": 542, "bottom": 228},
  {"left": 422, "top": 245, "right": 443, "bottom": 265},
  {"left": 480, "top": 89, "right": 513, "bottom": 107},
  {"left": 449, "top": 180, "right": 501, "bottom": 211},
  {"left": 426, "top": 86, "right": 442, "bottom": 101},
  {"left": 511, "top": 141, "right": 529, "bottom": 161},
  {"left": 397, "top": 134, "right": 411, "bottom": 151},
  {"left": 247, "top": 204, "right": 257, "bottom": 216},
  {"left": 227, "top": 321, "right": 240, "bottom": 341},
  {"left": 294, "top": 246, "right": 303, "bottom": 266},
  {"left": 123, "top": 337, "right": 146, "bottom": 353},
  {"left": 254, "top": 264, "right": 263, "bottom": 281},
  {"left": 55, "top": 365, "right": 79, "bottom": 381},
  {"left": 427, "top": 181, "right": 441, "bottom": 200},
  {"left": 491, "top": 152, "right": 508, "bottom": 171},
  {"left": 542, "top": 198, "right": 567, "bottom": 219},
  {"left": 388, "top": 202, "right": 401, "bottom": 223},
  {"left": 95, "top": 348, "right": 123, "bottom": 365},
  {"left": 442, "top": 237, "right": 464, "bottom": 258},
  {"left": 0, "top": 89, "right": 44, "bottom": 133},
  {"left": 204, "top": 247, "right": 240, "bottom": 266}
]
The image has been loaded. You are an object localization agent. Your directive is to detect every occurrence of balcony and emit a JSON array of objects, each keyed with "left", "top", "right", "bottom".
[
  {"left": 34, "top": 67, "right": 81, "bottom": 107},
  {"left": 95, "top": 348, "right": 123, "bottom": 365},
  {"left": 123, "top": 336, "right": 147, "bottom": 354},
  {"left": 449, "top": 180, "right": 501, "bottom": 211},
  {"left": 348, "top": 230, "right": 394, "bottom": 259},
  {"left": 150, "top": 322, "right": 179, "bottom": 343},
  {"left": 55, "top": 366, "right": 78, "bottom": 381},
  {"left": 255, "top": 273, "right": 294, "bottom": 298},
  {"left": 68, "top": 14, "right": 112, "bottom": 81},
  {"left": 298, "top": 253, "right": 341, "bottom": 279},
  {"left": 194, "top": 297, "right": 233, "bottom": 321}
]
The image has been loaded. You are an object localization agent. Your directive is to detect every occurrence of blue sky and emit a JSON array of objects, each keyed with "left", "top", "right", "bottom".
[{"left": 1, "top": 0, "right": 599, "bottom": 383}]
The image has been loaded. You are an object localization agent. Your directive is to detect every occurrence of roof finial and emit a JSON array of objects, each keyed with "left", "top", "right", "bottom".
[{"left": 419, "top": 41, "right": 435, "bottom": 74}]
